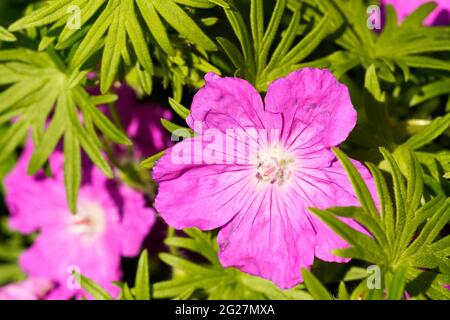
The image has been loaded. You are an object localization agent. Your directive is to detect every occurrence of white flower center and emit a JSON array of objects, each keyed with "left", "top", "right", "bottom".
[
  {"left": 69, "top": 200, "right": 106, "bottom": 241},
  {"left": 255, "top": 145, "right": 295, "bottom": 185}
]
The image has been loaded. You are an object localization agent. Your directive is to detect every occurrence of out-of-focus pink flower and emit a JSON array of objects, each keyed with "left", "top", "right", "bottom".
[
  {"left": 112, "top": 85, "right": 173, "bottom": 159},
  {"left": 382, "top": 0, "right": 450, "bottom": 25},
  {"left": 5, "top": 142, "right": 156, "bottom": 299},
  {"left": 0, "top": 278, "right": 53, "bottom": 300},
  {"left": 152, "top": 69, "right": 377, "bottom": 289}
]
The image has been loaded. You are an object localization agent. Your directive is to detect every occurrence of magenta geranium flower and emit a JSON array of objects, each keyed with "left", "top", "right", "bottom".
[
  {"left": 0, "top": 278, "right": 53, "bottom": 300},
  {"left": 152, "top": 69, "right": 377, "bottom": 288},
  {"left": 5, "top": 142, "right": 156, "bottom": 299},
  {"left": 382, "top": 0, "right": 450, "bottom": 25}
]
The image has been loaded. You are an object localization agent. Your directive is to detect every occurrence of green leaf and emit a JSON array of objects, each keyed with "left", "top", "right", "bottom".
[
  {"left": 410, "top": 79, "right": 450, "bottom": 107},
  {"left": 164, "top": 236, "right": 219, "bottom": 265},
  {"left": 100, "top": 3, "right": 127, "bottom": 93},
  {"left": 0, "top": 120, "right": 29, "bottom": 163},
  {"left": 0, "top": 26, "right": 16, "bottom": 42},
  {"left": 69, "top": 1, "right": 116, "bottom": 69},
  {"left": 134, "top": 250, "right": 150, "bottom": 300},
  {"left": 387, "top": 265, "right": 408, "bottom": 300},
  {"left": 74, "top": 89, "right": 131, "bottom": 145},
  {"left": 333, "top": 148, "right": 379, "bottom": 219},
  {"left": 364, "top": 64, "right": 385, "bottom": 102},
  {"left": 407, "top": 195, "right": 447, "bottom": 244},
  {"left": 161, "top": 118, "right": 194, "bottom": 136},
  {"left": 58, "top": 0, "right": 106, "bottom": 43},
  {"left": 136, "top": 0, "right": 175, "bottom": 56},
  {"left": 63, "top": 127, "right": 81, "bottom": 213},
  {"left": 401, "top": 2, "right": 437, "bottom": 28},
  {"left": 279, "top": 13, "right": 330, "bottom": 67},
  {"left": 152, "top": 0, "right": 217, "bottom": 51},
  {"left": 77, "top": 273, "right": 113, "bottom": 300},
  {"left": 301, "top": 268, "right": 333, "bottom": 300},
  {"left": 338, "top": 281, "right": 349, "bottom": 300},
  {"left": 406, "top": 199, "right": 450, "bottom": 255},
  {"left": 8, "top": 0, "right": 74, "bottom": 31},
  {"left": 224, "top": 4, "right": 255, "bottom": 76},
  {"left": 265, "top": 8, "right": 300, "bottom": 73},
  {"left": 239, "top": 275, "right": 292, "bottom": 300},
  {"left": 402, "top": 114, "right": 450, "bottom": 150},
  {"left": 154, "top": 275, "right": 225, "bottom": 299},
  {"left": 217, "top": 36, "right": 247, "bottom": 73},
  {"left": 207, "top": 0, "right": 229, "bottom": 8},
  {"left": 159, "top": 253, "right": 220, "bottom": 276},
  {"left": 311, "top": 210, "right": 384, "bottom": 262},
  {"left": 257, "top": 0, "right": 286, "bottom": 70},
  {"left": 126, "top": 1, "right": 154, "bottom": 74},
  {"left": 326, "top": 206, "right": 387, "bottom": 247},
  {"left": 140, "top": 150, "right": 166, "bottom": 169},
  {"left": 120, "top": 282, "right": 135, "bottom": 300},
  {"left": 250, "top": 0, "right": 264, "bottom": 55},
  {"left": 403, "top": 148, "right": 424, "bottom": 215},
  {"left": 74, "top": 123, "right": 113, "bottom": 178},
  {"left": 366, "top": 163, "right": 395, "bottom": 246},
  {"left": 380, "top": 148, "right": 407, "bottom": 235},
  {"left": 398, "top": 56, "right": 450, "bottom": 71},
  {"left": 27, "top": 103, "right": 66, "bottom": 175},
  {"left": 0, "top": 79, "right": 46, "bottom": 113},
  {"left": 168, "top": 97, "right": 190, "bottom": 120}
]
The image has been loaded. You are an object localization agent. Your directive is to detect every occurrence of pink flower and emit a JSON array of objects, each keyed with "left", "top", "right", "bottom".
[
  {"left": 153, "top": 69, "right": 377, "bottom": 289},
  {"left": 5, "top": 142, "right": 156, "bottom": 299},
  {"left": 382, "top": 0, "right": 450, "bottom": 25},
  {"left": 0, "top": 278, "right": 53, "bottom": 300},
  {"left": 111, "top": 85, "right": 173, "bottom": 159}
]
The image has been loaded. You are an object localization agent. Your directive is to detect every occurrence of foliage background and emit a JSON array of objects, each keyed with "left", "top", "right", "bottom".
[{"left": 0, "top": 0, "right": 449, "bottom": 300}]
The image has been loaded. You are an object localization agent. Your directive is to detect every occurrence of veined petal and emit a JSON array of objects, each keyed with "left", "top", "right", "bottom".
[
  {"left": 302, "top": 158, "right": 378, "bottom": 262},
  {"left": 187, "top": 73, "right": 266, "bottom": 133},
  {"left": 264, "top": 68, "right": 357, "bottom": 148},
  {"left": 218, "top": 186, "right": 315, "bottom": 289},
  {"left": 154, "top": 147, "right": 256, "bottom": 230}
]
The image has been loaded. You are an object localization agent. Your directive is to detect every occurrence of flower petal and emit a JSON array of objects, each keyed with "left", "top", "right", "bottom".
[
  {"left": 217, "top": 187, "right": 315, "bottom": 289},
  {"left": 303, "top": 158, "right": 378, "bottom": 262},
  {"left": 117, "top": 184, "right": 156, "bottom": 256},
  {"left": 187, "top": 73, "right": 266, "bottom": 132},
  {"left": 264, "top": 68, "right": 357, "bottom": 148},
  {"left": 154, "top": 145, "right": 256, "bottom": 230},
  {"left": 19, "top": 226, "right": 122, "bottom": 298},
  {"left": 5, "top": 146, "right": 67, "bottom": 233}
]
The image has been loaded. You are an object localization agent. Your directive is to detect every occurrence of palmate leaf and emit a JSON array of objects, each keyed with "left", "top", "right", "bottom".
[
  {"left": 310, "top": 147, "right": 450, "bottom": 300},
  {"left": 218, "top": 0, "right": 333, "bottom": 90},
  {"left": 0, "top": 48, "right": 131, "bottom": 212},
  {"left": 153, "top": 228, "right": 312, "bottom": 300},
  {"left": 9, "top": 0, "right": 217, "bottom": 93}
]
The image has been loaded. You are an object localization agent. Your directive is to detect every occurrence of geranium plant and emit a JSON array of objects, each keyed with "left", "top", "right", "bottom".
[{"left": 0, "top": 0, "right": 448, "bottom": 301}]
